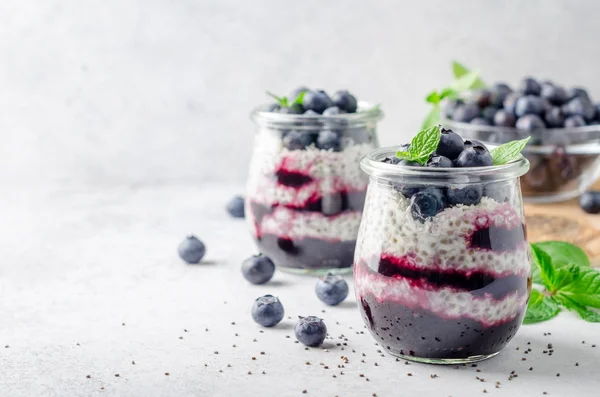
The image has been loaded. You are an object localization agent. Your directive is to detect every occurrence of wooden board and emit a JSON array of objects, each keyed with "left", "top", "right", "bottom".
[{"left": 525, "top": 179, "right": 600, "bottom": 267}]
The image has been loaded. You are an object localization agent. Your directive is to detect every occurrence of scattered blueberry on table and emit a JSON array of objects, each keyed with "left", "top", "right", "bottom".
[
  {"left": 178, "top": 235, "right": 206, "bottom": 264},
  {"left": 315, "top": 274, "right": 349, "bottom": 306},
  {"left": 226, "top": 195, "right": 245, "bottom": 218},
  {"left": 251, "top": 295, "right": 284, "bottom": 327},
  {"left": 295, "top": 316, "right": 327, "bottom": 347},
  {"left": 579, "top": 191, "right": 600, "bottom": 214},
  {"left": 242, "top": 254, "right": 276, "bottom": 285}
]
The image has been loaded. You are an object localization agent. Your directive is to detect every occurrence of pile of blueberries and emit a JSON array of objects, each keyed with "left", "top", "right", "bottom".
[
  {"left": 178, "top": 235, "right": 349, "bottom": 347},
  {"left": 265, "top": 87, "right": 360, "bottom": 152},
  {"left": 445, "top": 77, "right": 600, "bottom": 132},
  {"left": 382, "top": 128, "right": 507, "bottom": 220}
]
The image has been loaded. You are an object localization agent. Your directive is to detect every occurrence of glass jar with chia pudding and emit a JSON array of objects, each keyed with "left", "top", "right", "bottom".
[
  {"left": 354, "top": 126, "right": 532, "bottom": 363},
  {"left": 246, "top": 88, "right": 383, "bottom": 275}
]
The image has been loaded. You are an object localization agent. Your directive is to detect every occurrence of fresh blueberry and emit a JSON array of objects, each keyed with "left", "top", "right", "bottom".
[
  {"left": 303, "top": 109, "right": 319, "bottom": 116},
  {"left": 332, "top": 90, "right": 358, "bottom": 113},
  {"left": 519, "top": 77, "right": 541, "bottom": 96},
  {"left": 279, "top": 103, "right": 304, "bottom": 114},
  {"left": 470, "top": 117, "right": 491, "bottom": 126},
  {"left": 567, "top": 87, "right": 590, "bottom": 101},
  {"left": 226, "top": 195, "right": 245, "bottom": 218},
  {"left": 302, "top": 90, "right": 334, "bottom": 114},
  {"left": 446, "top": 184, "right": 483, "bottom": 206},
  {"left": 252, "top": 295, "right": 284, "bottom": 327},
  {"left": 516, "top": 114, "right": 546, "bottom": 132},
  {"left": 481, "top": 106, "right": 499, "bottom": 122},
  {"left": 579, "top": 191, "right": 600, "bottom": 214},
  {"left": 426, "top": 154, "right": 453, "bottom": 168},
  {"left": 382, "top": 156, "right": 401, "bottom": 164},
  {"left": 503, "top": 92, "right": 521, "bottom": 115},
  {"left": 283, "top": 130, "right": 314, "bottom": 150},
  {"left": 489, "top": 83, "right": 512, "bottom": 107},
  {"left": 315, "top": 274, "right": 349, "bottom": 306},
  {"left": 266, "top": 103, "right": 280, "bottom": 112},
  {"left": 410, "top": 187, "right": 446, "bottom": 221},
  {"left": 178, "top": 235, "right": 206, "bottom": 264},
  {"left": 322, "top": 106, "right": 342, "bottom": 116},
  {"left": 563, "top": 97, "right": 596, "bottom": 121},
  {"left": 515, "top": 95, "right": 545, "bottom": 117},
  {"left": 564, "top": 115, "right": 587, "bottom": 128},
  {"left": 470, "top": 89, "right": 492, "bottom": 108},
  {"left": 443, "top": 98, "right": 464, "bottom": 119},
  {"left": 452, "top": 103, "right": 480, "bottom": 123},
  {"left": 436, "top": 128, "right": 465, "bottom": 160},
  {"left": 242, "top": 254, "right": 275, "bottom": 285},
  {"left": 290, "top": 86, "right": 309, "bottom": 100},
  {"left": 464, "top": 139, "right": 489, "bottom": 151},
  {"left": 544, "top": 107, "right": 565, "bottom": 128},
  {"left": 493, "top": 109, "right": 516, "bottom": 127},
  {"left": 455, "top": 146, "right": 493, "bottom": 167},
  {"left": 541, "top": 84, "right": 568, "bottom": 105},
  {"left": 316, "top": 130, "right": 341, "bottom": 151},
  {"left": 295, "top": 316, "right": 327, "bottom": 347}
]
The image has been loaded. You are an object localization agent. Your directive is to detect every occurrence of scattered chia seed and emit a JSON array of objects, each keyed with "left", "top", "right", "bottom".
[
  {"left": 214, "top": 351, "right": 219, "bottom": 354},
  {"left": 252, "top": 357, "right": 256, "bottom": 361},
  {"left": 179, "top": 336, "right": 183, "bottom": 340},
  {"left": 359, "top": 374, "right": 364, "bottom": 378},
  {"left": 132, "top": 361, "right": 135, "bottom": 365},
  {"left": 114, "top": 374, "right": 120, "bottom": 377},
  {"left": 184, "top": 329, "right": 188, "bottom": 332},
  {"left": 86, "top": 375, "right": 91, "bottom": 379},
  {"left": 522, "top": 358, "right": 527, "bottom": 361},
  {"left": 306, "top": 362, "right": 311, "bottom": 365},
  {"left": 407, "top": 373, "right": 413, "bottom": 376},
  {"left": 262, "top": 371, "right": 266, "bottom": 375},
  {"left": 529, "top": 367, "right": 533, "bottom": 371},
  {"left": 248, "top": 371, "right": 252, "bottom": 375},
  {"left": 302, "top": 390, "right": 307, "bottom": 394},
  {"left": 575, "top": 363, "right": 579, "bottom": 366},
  {"left": 430, "top": 374, "right": 438, "bottom": 379},
  {"left": 556, "top": 373, "right": 560, "bottom": 377},
  {"left": 227, "top": 364, "right": 231, "bottom": 368}
]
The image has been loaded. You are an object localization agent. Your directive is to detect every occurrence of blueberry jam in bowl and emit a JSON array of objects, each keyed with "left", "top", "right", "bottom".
[
  {"left": 443, "top": 120, "right": 600, "bottom": 203},
  {"left": 246, "top": 89, "right": 382, "bottom": 275},
  {"left": 354, "top": 135, "right": 532, "bottom": 364}
]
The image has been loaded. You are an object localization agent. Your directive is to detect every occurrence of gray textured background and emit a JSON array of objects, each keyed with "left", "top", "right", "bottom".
[{"left": 2, "top": 0, "right": 599, "bottom": 185}]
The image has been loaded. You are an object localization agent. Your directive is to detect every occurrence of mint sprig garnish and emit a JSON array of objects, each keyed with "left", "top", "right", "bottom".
[
  {"left": 266, "top": 91, "right": 305, "bottom": 108},
  {"left": 490, "top": 137, "right": 530, "bottom": 165},
  {"left": 395, "top": 125, "right": 441, "bottom": 165},
  {"left": 524, "top": 241, "right": 600, "bottom": 324},
  {"left": 422, "top": 61, "right": 485, "bottom": 129}
]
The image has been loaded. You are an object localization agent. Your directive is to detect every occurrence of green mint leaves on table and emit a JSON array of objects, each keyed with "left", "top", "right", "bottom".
[
  {"left": 490, "top": 137, "right": 530, "bottom": 165},
  {"left": 524, "top": 241, "right": 600, "bottom": 324},
  {"left": 422, "top": 61, "right": 485, "bottom": 129},
  {"left": 266, "top": 91, "right": 305, "bottom": 108},
  {"left": 395, "top": 125, "right": 441, "bottom": 165}
]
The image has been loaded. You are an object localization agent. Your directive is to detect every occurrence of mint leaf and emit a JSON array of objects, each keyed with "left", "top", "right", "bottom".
[
  {"left": 408, "top": 125, "right": 441, "bottom": 165},
  {"left": 422, "top": 104, "right": 441, "bottom": 129},
  {"left": 266, "top": 91, "right": 290, "bottom": 108},
  {"left": 451, "top": 61, "right": 485, "bottom": 89},
  {"left": 553, "top": 263, "right": 581, "bottom": 291},
  {"left": 490, "top": 137, "right": 531, "bottom": 165},
  {"left": 531, "top": 241, "right": 590, "bottom": 284},
  {"left": 395, "top": 151, "right": 411, "bottom": 160},
  {"left": 559, "top": 267, "right": 600, "bottom": 308},
  {"left": 439, "top": 88, "right": 458, "bottom": 100},
  {"left": 555, "top": 294, "right": 600, "bottom": 322},
  {"left": 449, "top": 71, "right": 482, "bottom": 92},
  {"left": 531, "top": 245, "right": 556, "bottom": 291},
  {"left": 293, "top": 91, "right": 306, "bottom": 105},
  {"left": 426, "top": 91, "right": 441, "bottom": 104},
  {"left": 523, "top": 289, "right": 561, "bottom": 324}
]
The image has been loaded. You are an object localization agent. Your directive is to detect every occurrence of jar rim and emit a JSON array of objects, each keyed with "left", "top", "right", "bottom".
[
  {"left": 250, "top": 100, "right": 384, "bottom": 129},
  {"left": 360, "top": 145, "right": 530, "bottom": 183}
]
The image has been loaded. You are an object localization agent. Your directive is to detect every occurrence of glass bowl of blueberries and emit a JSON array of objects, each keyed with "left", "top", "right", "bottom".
[{"left": 441, "top": 77, "right": 600, "bottom": 203}]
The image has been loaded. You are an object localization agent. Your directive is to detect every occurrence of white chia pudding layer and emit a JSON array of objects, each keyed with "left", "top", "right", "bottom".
[{"left": 355, "top": 183, "right": 531, "bottom": 277}]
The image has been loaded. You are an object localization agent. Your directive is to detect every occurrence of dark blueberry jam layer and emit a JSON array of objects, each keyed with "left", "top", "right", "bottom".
[
  {"left": 359, "top": 293, "right": 526, "bottom": 359},
  {"left": 274, "top": 169, "right": 314, "bottom": 188},
  {"left": 255, "top": 234, "right": 355, "bottom": 270},
  {"left": 468, "top": 224, "right": 527, "bottom": 252},
  {"left": 376, "top": 256, "right": 528, "bottom": 300}
]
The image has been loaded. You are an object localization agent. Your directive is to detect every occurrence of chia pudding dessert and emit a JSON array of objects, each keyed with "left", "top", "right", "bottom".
[
  {"left": 354, "top": 125, "right": 532, "bottom": 363},
  {"left": 247, "top": 88, "right": 382, "bottom": 274}
]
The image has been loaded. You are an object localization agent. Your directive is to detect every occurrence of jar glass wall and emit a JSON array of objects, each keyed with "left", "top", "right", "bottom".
[
  {"left": 354, "top": 147, "right": 532, "bottom": 363},
  {"left": 246, "top": 103, "right": 382, "bottom": 275}
]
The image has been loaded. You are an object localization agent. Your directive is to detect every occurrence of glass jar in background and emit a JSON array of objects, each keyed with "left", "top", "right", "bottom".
[
  {"left": 246, "top": 103, "right": 383, "bottom": 275},
  {"left": 354, "top": 146, "right": 531, "bottom": 364}
]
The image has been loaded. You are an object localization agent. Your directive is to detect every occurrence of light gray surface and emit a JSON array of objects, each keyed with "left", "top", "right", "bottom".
[
  {"left": 1, "top": 185, "right": 599, "bottom": 397},
  {"left": 2, "top": 0, "right": 600, "bottom": 185}
]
